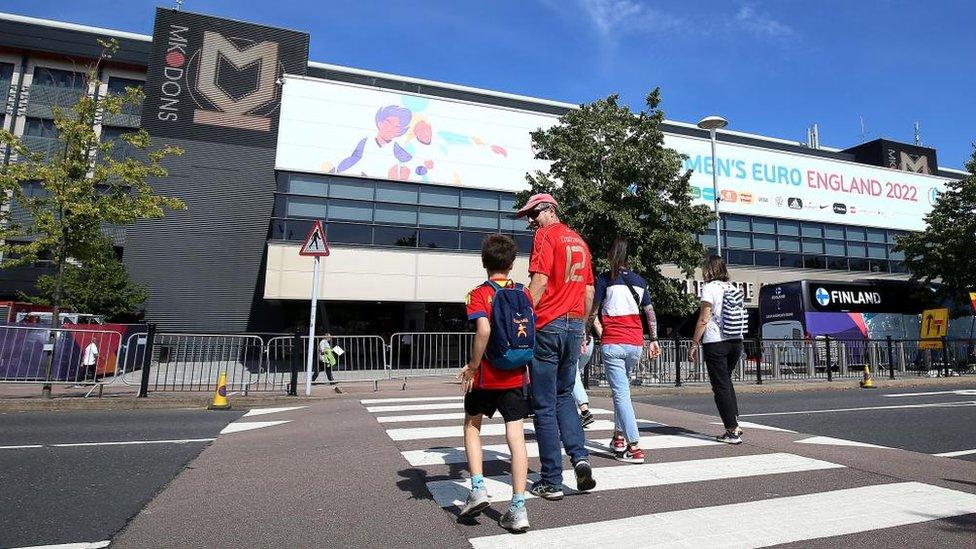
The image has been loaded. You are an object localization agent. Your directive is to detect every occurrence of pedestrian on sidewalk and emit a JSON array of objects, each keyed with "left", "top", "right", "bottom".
[
  {"left": 591, "top": 237, "right": 660, "bottom": 464},
  {"left": 456, "top": 234, "right": 532, "bottom": 532},
  {"left": 312, "top": 333, "right": 337, "bottom": 383},
  {"left": 516, "top": 193, "right": 597, "bottom": 500},
  {"left": 689, "top": 255, "right": 747, "bottom": 444},
  {"left": 572, "top": 334, "right": 596, "bottom": 427}
]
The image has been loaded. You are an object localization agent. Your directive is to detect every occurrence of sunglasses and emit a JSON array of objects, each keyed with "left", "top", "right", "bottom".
[{"left": 527, "top": 204, "right": 552, "bottom": 220}]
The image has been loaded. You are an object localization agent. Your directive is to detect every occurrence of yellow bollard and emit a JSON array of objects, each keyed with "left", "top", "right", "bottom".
[
  {"left": 859, "top": 365, "right": 876, "bottom": 389},
  {"left": 208, "top": 372, "right": 232, "bottom": 410}
]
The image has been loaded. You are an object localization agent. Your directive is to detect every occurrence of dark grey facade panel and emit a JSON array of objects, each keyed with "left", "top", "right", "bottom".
[
  {"left": 123, "top": 137, "right": 279, "bottom": 333},
  {"left": 0, "top": 19, "right": 151, "bottom": 66}
]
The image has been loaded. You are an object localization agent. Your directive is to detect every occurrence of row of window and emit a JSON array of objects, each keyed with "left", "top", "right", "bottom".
[
  {"left": 699, "top": 232, "right": 903, "bottom": 260},
  {"left": 719, "top": 249, "right": 907, "bottom": 273},
  {"left": 715, "top": 214, "right": 903, "bottom": 244}
]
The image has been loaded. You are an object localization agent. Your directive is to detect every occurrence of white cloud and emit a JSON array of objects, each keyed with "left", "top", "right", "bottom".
[
  {"left": 561, "top": 0, "right": 686, "bottom": 45},
  {"left": 734, "top": 4, "right": 795, "bottom": 39}
]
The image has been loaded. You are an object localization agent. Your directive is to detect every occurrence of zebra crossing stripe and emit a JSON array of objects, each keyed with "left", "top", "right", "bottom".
[
  {"left": 366, "top": 403, "right": 467, "bottom": 413},
  {"left": 360, "top": 396, "right": 463, "bottom": 405},
  {"left": 427, "top": 452, "right": 842, "bottom": 508},
  {"left": 467, "top": 482, "right": 976, "bottom": 548},
  {"left": 376, "top": 408, "right": 613, "bottom": 424},
  {"left": 386, "top": 419, "right": 665, "bottom": 441},
  {"left": 401, "top": 434, "right": 719, "bottom": 466}
]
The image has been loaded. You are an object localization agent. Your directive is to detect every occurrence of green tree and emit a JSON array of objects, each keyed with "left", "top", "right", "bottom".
[
  {"left": 521, "top": 90, "right": 712, "bottom": 316},
  {"left": 30, "top": 239, "right": 148, "bottom": 322},
  {"left": 0, "top": 39, "right": 185, "bottom": 395},
  {"left": 894, "top": 149, "right": 976, "bottom": 308}
]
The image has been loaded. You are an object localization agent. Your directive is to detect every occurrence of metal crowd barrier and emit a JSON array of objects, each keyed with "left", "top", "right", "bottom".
[
  {"left": 265, "top": 334, "right": 388, "bottom": 386},
  {"left": 389, "top": 332, "right": 473, "bottom": 380},
  {"left": 140, "top": 333, "right": 265, "bottom": 392},
  {"left": 0, "top": 325, "right": 123, "bottom": 387}
]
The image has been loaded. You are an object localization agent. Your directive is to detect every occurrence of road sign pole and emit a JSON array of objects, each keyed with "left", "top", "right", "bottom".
[{"left": 305, "top": 256, "right": 320, "bottom": 396}]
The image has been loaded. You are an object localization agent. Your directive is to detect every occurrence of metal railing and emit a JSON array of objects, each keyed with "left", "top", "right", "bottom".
[
  {"left": 0, "top": 325, "right": 123, "bottom": 385},
  {"left": 389, "top": 332, "right": 473, "bottom": 379}
]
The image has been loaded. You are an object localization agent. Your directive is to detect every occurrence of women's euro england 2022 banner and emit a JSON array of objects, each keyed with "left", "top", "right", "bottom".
[{"left": 275, "top": 77, "right": 950, "bottom": 232}]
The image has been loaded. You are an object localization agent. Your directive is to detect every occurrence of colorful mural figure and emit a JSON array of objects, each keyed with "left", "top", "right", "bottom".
[{"left": 322, "top": 95, "right": 509, "bottom": 185}]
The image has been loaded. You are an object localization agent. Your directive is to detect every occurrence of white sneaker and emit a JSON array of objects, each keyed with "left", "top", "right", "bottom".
[
  {"left": 459, "top": 487, "right": 490, "bottom": 517},
  {"left": 499, "top": 506, "right": 529, "bottom": 532}
]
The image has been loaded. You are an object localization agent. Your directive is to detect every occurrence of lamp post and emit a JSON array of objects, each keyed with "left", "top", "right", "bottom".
[{"left": 697, "top": 115, "right": 728, "bottom": 255}]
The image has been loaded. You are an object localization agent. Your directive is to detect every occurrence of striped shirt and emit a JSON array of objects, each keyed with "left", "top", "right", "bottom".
[{"left": 595, "top": 270, "right": 654, "bottom": 346}]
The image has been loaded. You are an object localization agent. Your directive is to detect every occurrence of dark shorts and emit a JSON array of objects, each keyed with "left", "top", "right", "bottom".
[{"left": 464, "top": 387, "right": 531, "bottom": 423}]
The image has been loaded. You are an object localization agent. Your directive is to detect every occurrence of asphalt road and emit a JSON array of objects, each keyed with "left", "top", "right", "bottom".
[
  {"left": 0, "top": 409, "right": 243, "bottom": 548},
  {"left": 634, "top": 384, "right": 976, "bottom": 461}
]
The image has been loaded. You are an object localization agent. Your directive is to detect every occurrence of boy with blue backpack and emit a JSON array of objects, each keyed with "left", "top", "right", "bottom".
[{"left": 456, "top": 234, "right": 534, "bottom": 532}]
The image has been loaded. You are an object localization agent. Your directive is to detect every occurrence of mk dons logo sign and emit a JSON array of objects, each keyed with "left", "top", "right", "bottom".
[{"left": 143, "top": 9, "right": 309, "bottom": 147}]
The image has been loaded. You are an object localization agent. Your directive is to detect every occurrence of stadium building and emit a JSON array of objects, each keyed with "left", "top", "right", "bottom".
[{"left": 0, "top": 9, "right": 964, "bottom": 334}]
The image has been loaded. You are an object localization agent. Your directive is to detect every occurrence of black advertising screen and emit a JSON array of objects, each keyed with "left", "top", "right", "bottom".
[{"left": 141, "top": 8, "right": 309, "bottom": 148}]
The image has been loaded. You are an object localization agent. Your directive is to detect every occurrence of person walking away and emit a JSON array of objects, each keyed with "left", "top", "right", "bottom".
[
  {"left": 82, "top": 340, "right": 99, "bottom": 382},
  {"left": 313, "top": 333, "right": 337, "bottom": 383},
  {"left": 591, "top": 237, "right": 660, "bottom": 463},
  {"left": 456, "top": 234, "right": 533, "bottom": 532},
  {"left": 516, "top": 193, "right": 596, "bottom": 500},
  {"left": 689, "top": 255, "right": 748, "bottom": 444},
  {"left": 572, "top": 334, "right": 596, "bottom": 427}
]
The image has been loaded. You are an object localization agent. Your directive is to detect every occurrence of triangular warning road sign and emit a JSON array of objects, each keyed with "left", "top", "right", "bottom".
[{"left": 299, "top": 221, "right": 330, "bottom": 257}]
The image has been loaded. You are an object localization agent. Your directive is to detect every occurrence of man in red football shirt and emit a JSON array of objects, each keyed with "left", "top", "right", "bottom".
[{"left": 515, "top": 193, "right": 596, "bottom": 499}]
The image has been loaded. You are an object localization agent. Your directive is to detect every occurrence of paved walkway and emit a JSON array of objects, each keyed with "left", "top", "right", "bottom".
[{"left": 109, "top": 379, "right": 976, "bottom": 548}]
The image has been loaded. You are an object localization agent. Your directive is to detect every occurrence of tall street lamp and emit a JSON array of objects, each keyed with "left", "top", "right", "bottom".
[{"left": 697, "top": 115, "right": 728, "bottom": 256}]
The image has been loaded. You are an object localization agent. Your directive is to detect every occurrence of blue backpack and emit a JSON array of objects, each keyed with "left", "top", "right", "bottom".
[{"left": 484, "top": 280, "right": 536, "bottom": 370}]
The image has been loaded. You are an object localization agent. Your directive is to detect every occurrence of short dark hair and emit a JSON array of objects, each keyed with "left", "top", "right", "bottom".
[
  {"left": 482, "top": 234, "right": 517, "bottom": 271},
  {"left": 702, "top": 255, "right": 730, "bottom": 282}
]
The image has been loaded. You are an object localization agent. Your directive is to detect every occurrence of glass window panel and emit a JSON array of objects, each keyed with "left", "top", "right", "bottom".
[
  {"left": 825, "top": 240, "right": 845, "bottom": 256},
  {"left": 32, "top": 67, "right": 85, "bottom": 88},
  {"left": 724, "top": 215, "right": 750, "bottom": 232},
  {"left": 803, "top": 255, "right": 826, "bottom": 269},
  {"left": 420, "top": 185, "right": 459, "bottom": 207},
  {"left": 107, "top": 77, "right": 144, "bottom": 95},
  {"left": 419, "top": 207, "right": 458, "bottom": 228},
  {"left": 888, "top": 247, "right": 905, "bottom": 261},
  {"left": 499, "top": 215, "right": 518, "bottom": 232},
  {"left": 780, "top": 253, "right": 803, "bottom": 268},
  {"left": 460, "top": 232, "right": 493, "bottom": 250},
  {"left": 460, "top": 189, "right": 499, "bottom": 211},
  {"left": 375, "top": 181, "right": 418, "bottom": 204},
  {"left": 24, "top": 117, "right": 57, "bottom": 137},
  {"left": 0, "top": 63, "right": 13, "bottom": 80},
  {"left": 778, "top": 236, "right": 800, "bottom": 252},
  {"left": 329, "top": 178, "right": 374, "bottom": 200},
  {"left": 847, "top": 242, "right": 867, "bottom": 258},
  {"left": 499, "top": 194, "right": 516, "bottom": 212},
  {"left": 754, "top": 251, "right": 779, "bottom": 266},
  {"left": 777, "top": 221, "right": 799, "bottom": 236},
  {"left": 515, "top": 234, "right": 533, "bottom": 254},
  {"left": 890, "top": 261, "right": 908, "bottom": 273},
  {"left": 419, "top": 229, "right": 458, "bottom": 249},
  {"left": 282, "top": 219, "right": 314, "bottom": 241},
  {"left": 374, "top": 226, "right": 417, "bottom": 247},
  {"left": 801, "top": 223, "right": 822, "bottom": 238},
  {"left": 328, "top": 199, "right": 372, "bottom": 222},
  {"left": 824, "top": 224, "right": 845, "bottom": 239},
  {"left": 868, "top": 259, "right": 889, "bottom": 273},
  {"left": 726, "top": 249, "right": 753, "bottom": 265},
  {"left": 752, "top": 218, "right": 776, "bottom": 234},
  {"left": 327, "top": 223, "right": 372, "bottom": 245},
  {"left": 827, "top": 257, "right": 848, "bottom": 270},
  {"left": 753, "top": 234, "right": 776, "bottom": 251},
  {"left": 802, "top": 238, "right": 824, "bottom": 254},
  {"left": 888, "top": 231, "right": 906, "bottom": 245},
  {"left": 867, "top": 243, "right": 887, "bottom": 259},
  {"left": 286, "top": 196, "right": 326, "bottom": 218},
  {"left": 846, "top": 226, "right": 866, "bottom": 241},
  {"left": 460, "top": 210, "right": 498, "bottom": 230},
  {"left": 288, "top": 176, "right": 328, "bottom": 197},
  {"left": 866, "top": 229, "right": 886, "bottom": 243},
  {"left": 848, "top": 258, "right": 869, "bottom": 271},
  {"left": 699, "top": 233, "right": 717, "bottom": 247},
  {"left": 726, "top": 231, "right": 751, "bottom": 249},
  {"left": 374, "top": 203, "right": 417, "bottom": 225}
]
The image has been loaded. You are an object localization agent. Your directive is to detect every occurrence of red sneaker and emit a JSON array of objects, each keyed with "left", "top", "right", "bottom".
[
  {"left": 610, "top": 433, "right": 626, "bottom": 455},
  {"left": 618, "top": 446, "right": 645, "bottom": 464}
]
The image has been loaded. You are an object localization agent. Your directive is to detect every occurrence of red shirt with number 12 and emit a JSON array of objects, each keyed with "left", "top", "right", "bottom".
[{"left": 529, "top": 222, "right": 594, "bottom": 329}]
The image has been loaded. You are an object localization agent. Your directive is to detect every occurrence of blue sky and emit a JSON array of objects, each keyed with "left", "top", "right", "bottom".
[{"left": 6, "top": 0, "right": 975, "bottom": 169}]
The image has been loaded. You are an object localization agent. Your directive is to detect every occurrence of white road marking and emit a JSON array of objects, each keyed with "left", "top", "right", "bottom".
[
  {"left": 7, "top": 541, "right": 111, "bottom": 549},
  {"left": 376, "top": 408, "right": 612, "bottom": 423},
  {"left": 386, "top": 419, "right": 664, "bottom": 441},
  {"left": 934, "top": 448, "right": 976, "bottom": 457},
  {"left": 360, "top": 396, "right": 463, "bottom": 404},
  {"left": 367, "top": 403, "right": 465, "bottom": 413},
  {"left": 740, "top": 400, "right": 976, "bottom": 417},
  {"left": 0, "top": 445, "right": 44, "bottom": 449},
  {"left": 467, "top": 482, "right": 976, "bottom": 549},
  {"left": 883, "top": 389, "right": 976, "bottom": 397},
  {"left": 401, "top": 435, "right": 719, "bottom": 466},
  {"left": 242, "top": 406, "right": 307, "bottom": 418},
  {"left": 795, "top": 436, "right": 891, "bottom": 449},
  {"left": 711, "top": 421, "right": 797, "bottom": 433},
  {"left": 220, "top": 421, "right": 290, "bottom": 435},
  {"left": 50, "top": 438, "right": 216, "bottom": 448},
  {"left": 429, "top": 452, "right": 843, "bottom": 508}
]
